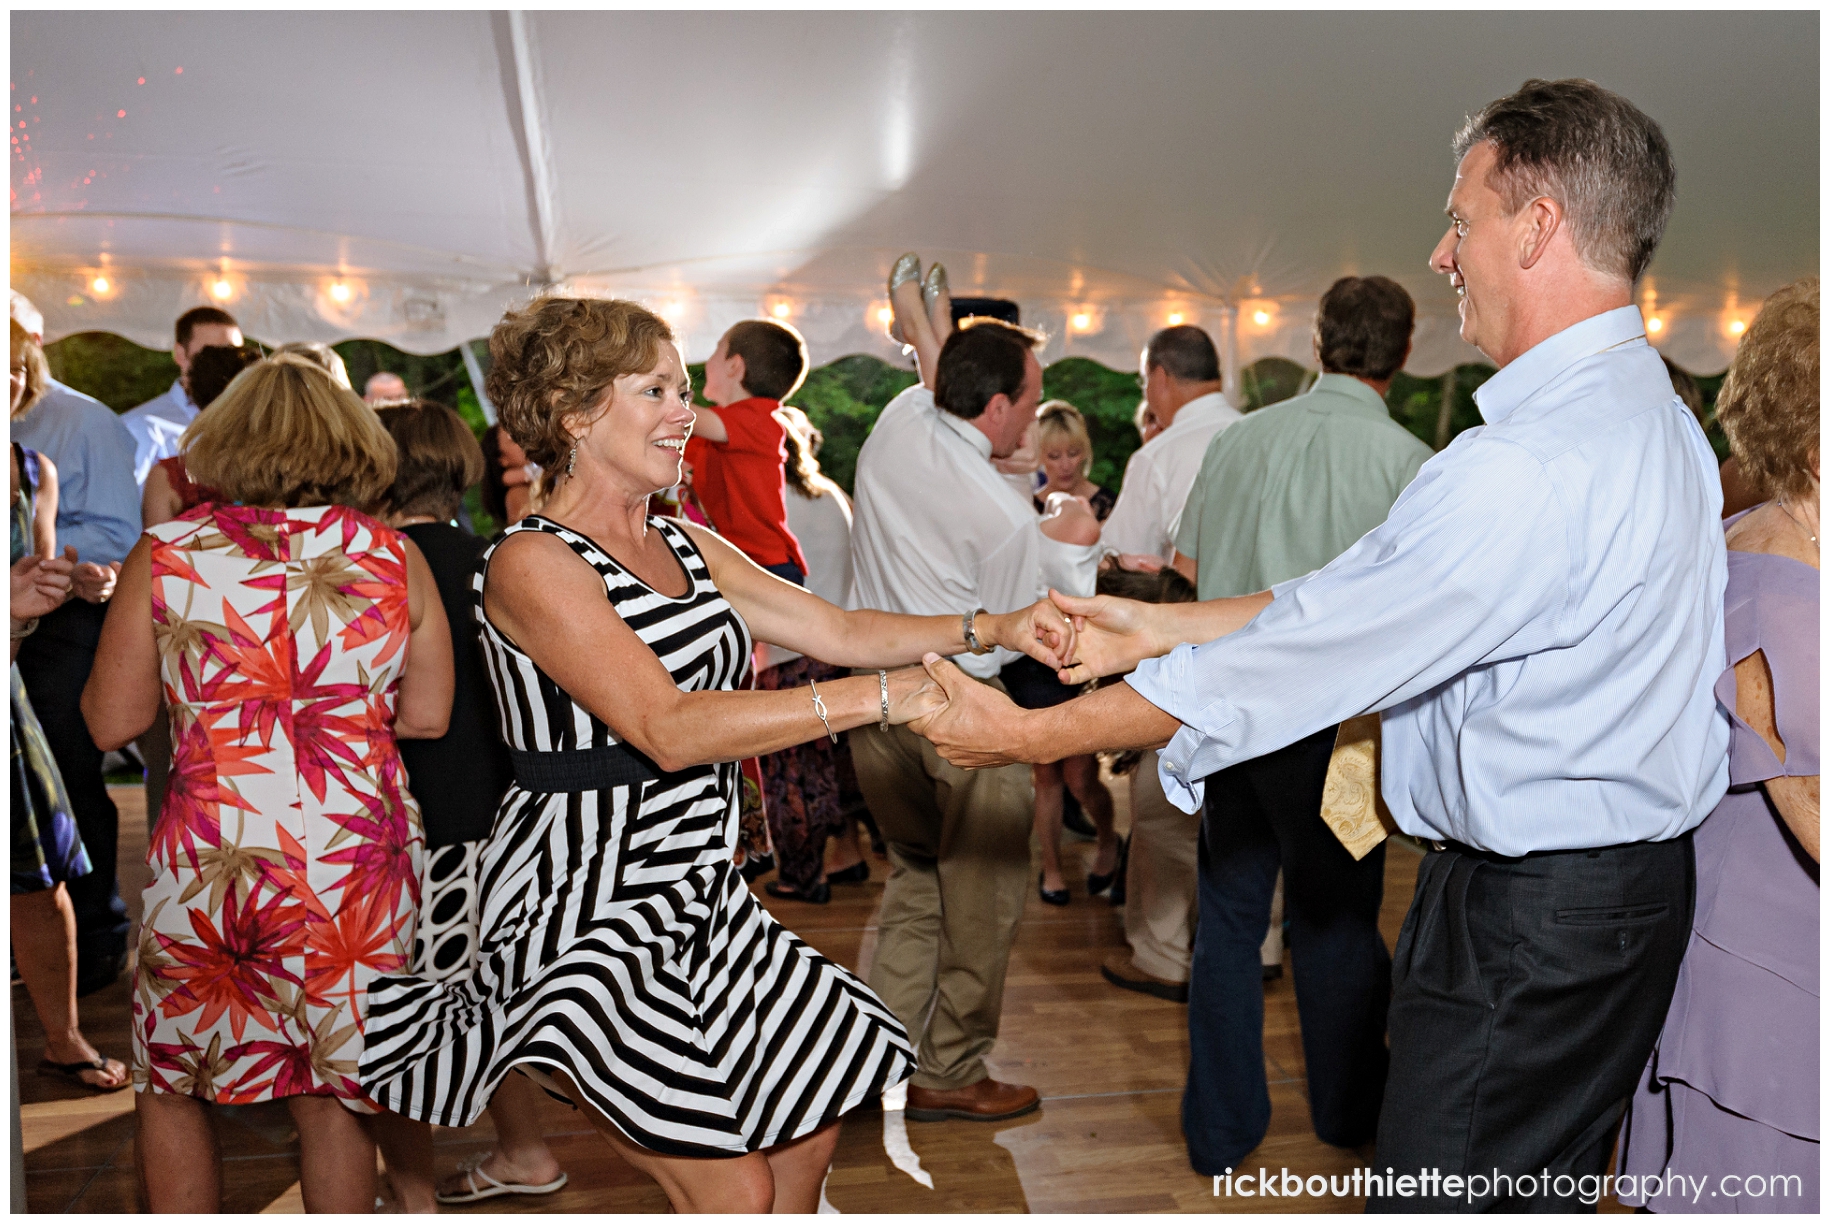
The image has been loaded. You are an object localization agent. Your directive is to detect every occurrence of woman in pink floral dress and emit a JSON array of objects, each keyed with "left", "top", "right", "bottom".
[{"left": 83, "top": 354, "right": 454, "bottom": 1213}]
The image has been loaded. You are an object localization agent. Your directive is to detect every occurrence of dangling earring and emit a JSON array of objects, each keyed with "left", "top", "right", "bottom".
[{"left": 565, "top": 442, "right": 578, "bottom": 478}]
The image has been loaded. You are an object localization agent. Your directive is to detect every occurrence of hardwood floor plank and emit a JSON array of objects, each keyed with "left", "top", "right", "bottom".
[{"left": 18, "top": 782, "right": 1649, "bottom": 1213}]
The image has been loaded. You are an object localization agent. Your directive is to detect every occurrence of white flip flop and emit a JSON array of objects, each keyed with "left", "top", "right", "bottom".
[{"left": 434, "top": 1155, "right": 569, "bottom": 1204}]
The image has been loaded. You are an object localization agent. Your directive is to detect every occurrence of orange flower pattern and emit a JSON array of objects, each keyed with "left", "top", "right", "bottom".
[{"left": 132, "top": 504, "right": 423, "bottom": 1106}]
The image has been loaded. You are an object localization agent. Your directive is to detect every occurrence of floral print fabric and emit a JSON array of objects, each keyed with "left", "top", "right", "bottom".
[{"left": 131, "top": 503, "right": 423, "bottom": 1105}]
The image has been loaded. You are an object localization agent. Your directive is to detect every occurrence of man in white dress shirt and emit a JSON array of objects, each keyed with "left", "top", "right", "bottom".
[
  {"left": 910, "top": 80, "right": 1723, "bottom": 1209},
  {"left": 849, "top": 319, "right": 1101, "bottom": 1124},
  {"left": 120, "top": 306, "right": 241, "bottom": 486},
  {"left": 1098, "top": 326, "right": 1242, "bottom": 562}
]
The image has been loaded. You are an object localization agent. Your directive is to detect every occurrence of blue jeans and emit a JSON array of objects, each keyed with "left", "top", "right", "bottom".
[{"left": 1181, "top": 724, "right": 1390, "bottom": 1174}]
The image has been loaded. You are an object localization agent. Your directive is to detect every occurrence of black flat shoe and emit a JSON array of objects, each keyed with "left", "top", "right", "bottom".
[
  {"left": 1038, "top": 872, "right": 1070, "bottom": 907},
  {"left": 826, "top": 861, "right": 869, "bottom": 886},
  {"left": 765, "top": 880, "right": 831, "bottom": 905},
  {"left": 1086, "top": 865, "right": 1119, "bottom": 897},
  {"left": 1107, "top": 835, "right": 1130, "bottom": 906}
]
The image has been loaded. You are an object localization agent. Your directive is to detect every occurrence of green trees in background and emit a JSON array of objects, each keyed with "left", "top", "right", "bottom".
[
  {"left": 43, "top": 332, "right": 1728, "bottom": 514},
  {"left": 44, "top": 331, "right": 179, "bottom": 410}
]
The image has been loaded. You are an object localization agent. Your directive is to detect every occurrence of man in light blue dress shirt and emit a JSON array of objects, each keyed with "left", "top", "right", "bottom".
[
  {"left": 10, "top": 297, "right": 144, "bottom": 994},
  {"left": 910, "top": 80, "right": 1727, "bottom": 1210},
  {"left": 119, "top": 306, "right": 242, "bottom": 486}
]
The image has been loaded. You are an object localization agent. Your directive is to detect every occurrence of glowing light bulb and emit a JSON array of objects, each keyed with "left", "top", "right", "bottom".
[
  {"left": 1166, "top": 312, "right": 1185, "bottom": 326},
  {"left": 771, "top": 301, "right": 792, "bottom": 319},
  {"left": 1071, "top": 312, "right": 1092, "bottom": 331},
  {"left": 211, "top": 278, "right": 233, "bottom": 300},
  {"left": 90, "top": 276, "right": 109, "bottom": 294},
  {"left": 876, "top": 307, "right": 894, "bottom": 325},
  {"left": 328, "top": 281, "right": 352, "bottom": 304},
  {"left": 1252, "top": 310, "right": 1271, "bottom": 327},
  {"left": 1646, "top": 316, "right": 1663, "bottom": 334},
  {"left": 1728, "top": 319, "right": 1746, "bottom": 336}
]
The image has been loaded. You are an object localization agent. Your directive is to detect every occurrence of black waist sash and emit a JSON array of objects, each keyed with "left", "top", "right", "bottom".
[{"left": 509, "top": 743, "right": 659, "bottom": 793}]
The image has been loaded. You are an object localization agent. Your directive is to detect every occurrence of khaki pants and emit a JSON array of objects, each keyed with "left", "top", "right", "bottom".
[
  {"left": 1123, "top": 749, "right": 1202, "bottom": 981},
  {"left": 1123, "top": 751, "right": 1285, "bottom": 980},
  {"left": 849, "top": 710, "right": 1034, "bottom": 1091}
]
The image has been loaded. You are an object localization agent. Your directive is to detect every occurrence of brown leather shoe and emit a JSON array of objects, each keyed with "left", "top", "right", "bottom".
[
  {"left": 905, "top": 1078, "right": 1040, "bottom": 1122},
  {"left": 1100, "top": 951, "right": 1190, "bottom": 1003}
]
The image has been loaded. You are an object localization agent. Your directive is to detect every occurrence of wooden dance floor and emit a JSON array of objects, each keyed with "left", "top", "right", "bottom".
[{"left": 17, "top": 782, "right": 1628, "bottom": 1213}]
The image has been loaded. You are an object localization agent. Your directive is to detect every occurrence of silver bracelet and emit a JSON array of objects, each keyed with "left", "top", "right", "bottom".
[
  {"left": 878, "top": 670, "right": 890, "bottom": 732},
  {"left": 10, "top": 617, "right": 38, "bottom": 642},
  {"left": 808, "top": 678, "right": 837, "bottom": 744},
  {"left": 962, "top": 607, "right": 992, "bottom": 655}
]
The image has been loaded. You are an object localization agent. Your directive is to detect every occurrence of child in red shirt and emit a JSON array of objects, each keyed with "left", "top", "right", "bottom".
[{"left": 684, "top": 319, "right": 810, "bottom": 582}]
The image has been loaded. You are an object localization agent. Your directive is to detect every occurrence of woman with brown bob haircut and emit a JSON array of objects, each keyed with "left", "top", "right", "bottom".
[
  {"left": 357, "top": 296, "right": 1077, "bottom": 1213},
  {"left": 81, "top": 354, "right": 455, "bottom": 1212},
  {"left": 1618, "top": 278, "right": 1820, "bottom": 1210}
]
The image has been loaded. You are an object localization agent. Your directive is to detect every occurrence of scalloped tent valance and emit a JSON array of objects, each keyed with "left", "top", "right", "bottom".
[{"left": 11, "top": 11, "right": 1816, "bottom": 380}]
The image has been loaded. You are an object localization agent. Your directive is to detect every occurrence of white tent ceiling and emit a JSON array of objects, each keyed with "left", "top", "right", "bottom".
[{"left": 10, "top": 10, "right": 1818, "bottom": 378}]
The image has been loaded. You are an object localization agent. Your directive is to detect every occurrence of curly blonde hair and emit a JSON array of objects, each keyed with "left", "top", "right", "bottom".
[
  {"left": 1716, "top": 278, "right": 1819, "bottom": 500},
  {"left": 486, "top": 296, "right": 675, "bottom": 472}
]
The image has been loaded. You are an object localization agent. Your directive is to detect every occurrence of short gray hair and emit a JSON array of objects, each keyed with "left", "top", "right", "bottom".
[{"left": 1453, "top": 79, "right": 1675, "bottom": 283}]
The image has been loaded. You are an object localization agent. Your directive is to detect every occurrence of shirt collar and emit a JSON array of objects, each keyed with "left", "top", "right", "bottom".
[
  {"left": 169, "top": 379, "right": 197, "bottom": 414},
  {"left": 1164, "top": 391, "right": 1235, "bottom": 434},
  {"left": 931, "top": 398, "right": 995, "bottom": 461},
  {"left": 1309, "top": 373, "right": 1391, "bottom": 417},
  {"left": 1473, "top": 305, "right": 1647, "bottom": 425}
]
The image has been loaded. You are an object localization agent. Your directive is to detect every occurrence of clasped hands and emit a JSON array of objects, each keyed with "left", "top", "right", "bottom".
[
  {"left": 892, "top": 589, "right": 1172, "bottom": 766},
  {"left": 9, "top": 547, "right": 118, "bottom": 632}
]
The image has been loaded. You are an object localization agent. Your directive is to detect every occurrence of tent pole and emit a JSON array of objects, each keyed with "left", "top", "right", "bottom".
[
  {"left": 462, "top": 340, "right": 498, "bottom": 425},
  {"left": 1220, "top": 305, "right": 1241, "bottom": 407},
  {"left": 506, "top": 11, "right": 562, "bottom": 286}
]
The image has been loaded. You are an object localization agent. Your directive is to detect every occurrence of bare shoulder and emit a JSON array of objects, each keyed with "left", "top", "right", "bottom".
[
  {"left": 1726, "top": 502, "right": 1817, "bottom": 569},
  {"left": 485, "top": 527, "right": 601, "bottom": 596}
]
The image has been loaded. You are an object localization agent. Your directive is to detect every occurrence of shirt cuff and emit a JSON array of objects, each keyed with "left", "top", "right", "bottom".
[
  {"left": 1127, "top": 643, "right": 1244, "bottom": 814},
  {"left": 1147, "top": 730, "right": 1204, "bottom": 813}
]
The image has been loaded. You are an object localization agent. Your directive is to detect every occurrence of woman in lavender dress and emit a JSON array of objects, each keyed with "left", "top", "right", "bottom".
[{"left": 1618, "top": 279, "right": 1820, "bottom": 1213}]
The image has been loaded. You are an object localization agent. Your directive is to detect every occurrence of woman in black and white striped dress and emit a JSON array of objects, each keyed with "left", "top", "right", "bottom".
[{"left": 358, "top": 296, "right": 1076, "bottom": 1213}]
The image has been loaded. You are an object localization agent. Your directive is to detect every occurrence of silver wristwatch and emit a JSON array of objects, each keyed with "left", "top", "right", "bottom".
[{"left": 962, "top": 607, "right": 992, "bottom": 655}]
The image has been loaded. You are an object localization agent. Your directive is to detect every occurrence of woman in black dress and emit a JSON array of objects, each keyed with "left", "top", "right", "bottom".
[
  {"left": 1013, "top": 401, "right": 1119, "bottom": 904},
  {"left": 369, "top": 400, "right": 570, "bottom": 1209}
]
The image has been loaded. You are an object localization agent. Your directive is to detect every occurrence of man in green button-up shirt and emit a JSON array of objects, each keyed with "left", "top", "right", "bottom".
[
  {"left": 1174, "top": 281, "right": 1434, "bottom": 598},
  {"left": 1164, "top": 275, "right": 1431, "bottom": 1174}
]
